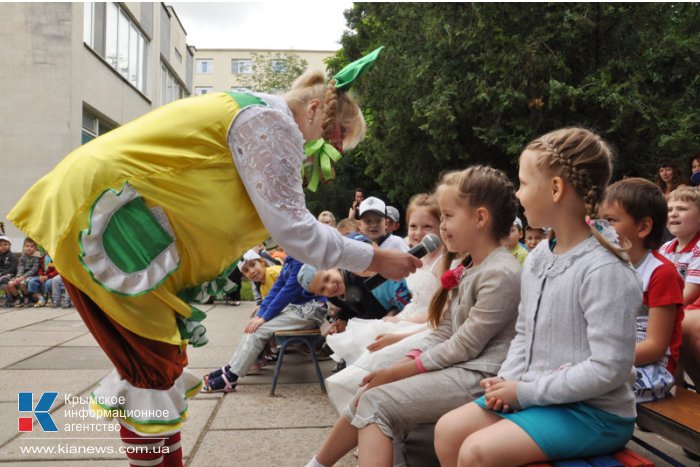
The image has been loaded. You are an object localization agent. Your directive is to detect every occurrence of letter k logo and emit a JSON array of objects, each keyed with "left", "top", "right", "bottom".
[{"left": 18, "top": 392, "right": 58, "bottom": 432}]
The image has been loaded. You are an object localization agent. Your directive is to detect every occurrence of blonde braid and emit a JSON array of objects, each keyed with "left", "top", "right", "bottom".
[
  {"left": 530, "top": 128, "right": 629, "bottom": 262},
  {"left": 322, "top": 79, "right": 339, "bottom": 140}
]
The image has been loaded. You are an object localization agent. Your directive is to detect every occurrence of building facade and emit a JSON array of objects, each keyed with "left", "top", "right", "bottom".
[
  {"left": 1, "top": 2, "right": 193, "bottom": 243},
  {"left": 192, "top": 49, "right": 334, "bottom": 94}
]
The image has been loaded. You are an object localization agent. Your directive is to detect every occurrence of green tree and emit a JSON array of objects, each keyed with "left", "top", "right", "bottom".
[
  {"left": 239, "top": 51, "right": 308, "bottom": 93},
  {"left": 327, "top": 3, "right": 700, "bottom": 203}
]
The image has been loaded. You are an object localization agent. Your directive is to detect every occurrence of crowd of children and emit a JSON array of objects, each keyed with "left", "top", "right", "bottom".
[
  {"left": 6, "top": 124, "right": 700, "bottom": 466},
  {"left": 1, "top": 236, "right": 71, "bottom": 309},
  {"left": 296, "top": 127, "right": 700, "bottom": 467}
]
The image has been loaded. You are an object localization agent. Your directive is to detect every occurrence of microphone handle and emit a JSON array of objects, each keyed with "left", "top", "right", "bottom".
[{"left": 363, "top": 244, "right": 428, "bottom": 290}]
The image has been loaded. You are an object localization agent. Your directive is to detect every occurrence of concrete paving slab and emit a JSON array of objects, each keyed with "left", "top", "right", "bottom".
[
  {"left": 53, "top": 312, "right": 87, "bottom": 321},
  {"left": 9, "top": 347, "right": 112, "bottom": 370},
  {"left": 0, "top": 346, "right": 50, "bottom": 369},
  {"left": 20, "top": 319, "right": 88, "bottom": 332},
  {"left": 188, "top": 428, "right": 356, "bottom": 467},
  {"left": 0, "top": 330, "right": 87, "bottom": 347},
  {"left": 0, "top": 402, "right": 20, "bottom": 447},
  {"left": 180, "top": 398, "right": 219, "bottom": 459},
  {"left": 0, "top": 369, "right": 108, "bottom": 403},
  {"left": 186, "top": 345, "right": 237, "bottom": 369},
  {"left": 59, "top": 332, "right": 100, "bottom": 347},
  {"left": 0, "top": 308, "right": 77, "bottom": 332},
  {"left": 207, "top": 383, "right": 336, "bottom": 430}
]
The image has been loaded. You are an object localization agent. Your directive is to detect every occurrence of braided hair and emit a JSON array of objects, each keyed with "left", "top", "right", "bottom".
[
  {"left": 285, "top": 71, "right": 366, "bottom": 150},
  {"left": 526, "top": 128, "right": 629, "bottom": 262},
  {"left": 427, "top": 165, "right": 519, "bottom": 328}
]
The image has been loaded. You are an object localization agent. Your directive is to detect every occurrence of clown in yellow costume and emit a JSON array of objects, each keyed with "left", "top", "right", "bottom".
[{"left": 8, "top": 48, "right": 420, "bottom": 467}]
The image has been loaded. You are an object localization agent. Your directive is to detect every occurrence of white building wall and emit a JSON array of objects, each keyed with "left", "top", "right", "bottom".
[{"left": 0, "top": 2, "right": 192, "bottom": 245}]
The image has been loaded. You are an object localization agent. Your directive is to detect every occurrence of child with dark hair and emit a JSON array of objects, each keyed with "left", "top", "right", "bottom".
[
  {"left": 600, "top": 178, "right": 684, "bottom": 402},
  {"left": 523, "top": 225, "right": 546, "bottom": 251},
  {"left": 0, "top": 236, "right": 18, "bottom": 307},
  {"left": 4, "top": 238, "right": 41, "bottom": 307},
  {"left": 656, "top": 159, "right": 685, "bottom": 198}
]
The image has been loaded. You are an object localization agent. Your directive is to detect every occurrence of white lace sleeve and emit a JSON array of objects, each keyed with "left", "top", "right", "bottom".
[{"left": 228, "top": 106, "right": 373, "bottom": 272}]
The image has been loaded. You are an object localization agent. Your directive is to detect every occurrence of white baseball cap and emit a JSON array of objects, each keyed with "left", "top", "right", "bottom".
[
  {"left": 237, "top": 249, "right": 262, "bottom": 271},
  {"left": 359, "top": 196, "right": 386, "bottom": 217}
]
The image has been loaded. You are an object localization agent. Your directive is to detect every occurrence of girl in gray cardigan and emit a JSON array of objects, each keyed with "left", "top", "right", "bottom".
[
  {"left": 435, "top": 128, "right": 642, "bottom": 466},
  {"left": 307, "top": 166, "right": 522, "bottom": 467}
]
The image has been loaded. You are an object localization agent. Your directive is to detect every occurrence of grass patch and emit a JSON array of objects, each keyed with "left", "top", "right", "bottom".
[{"left": 240, "top": 279, "right": 254, "bottom": 301}]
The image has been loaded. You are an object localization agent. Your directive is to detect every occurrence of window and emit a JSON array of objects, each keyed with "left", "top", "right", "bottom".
[
  {"left": 196, "top": 59, "right": 213, "bottom": 74},
  {"left": 82, "top": 110, "right": 114, "bottom": 145},
  {"left": 195, "top": 86, "right": 213, "bottom": 96},
  {"left": 84, "top": 2, "right": 148, "bottom": 94},
  {"left": 231, "top": 59, "right": 252, "bottom": 75},
  {"left": 160, "top": 62, "right": 185, "bottom": 105},
  {"left": 231, "top": 87, "right": 250, "bottom": 93},
  {"left": 270, "top": 59, "right": 287, "bottom": 73}
]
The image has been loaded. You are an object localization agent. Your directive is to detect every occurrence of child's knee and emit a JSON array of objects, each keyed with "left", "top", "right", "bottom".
[{"left": 458, "top": 435, "right": 489, "bottom": 467}]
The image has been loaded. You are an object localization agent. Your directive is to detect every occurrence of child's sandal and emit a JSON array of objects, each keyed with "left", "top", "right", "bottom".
[
  {"left": 200, "top": 373, "right": 236, "bottom": 393},
  {"left": 203, "top": 366, "right": 230, "bottom": 385}
]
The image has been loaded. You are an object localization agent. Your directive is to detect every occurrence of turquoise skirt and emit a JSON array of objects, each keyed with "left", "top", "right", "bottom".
[{"left": 474, "top": 396, "right": 635, "bottom": 459}]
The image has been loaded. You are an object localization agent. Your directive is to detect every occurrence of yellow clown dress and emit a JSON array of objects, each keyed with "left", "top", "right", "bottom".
[{"left": 8, "top": 92, "right": 271, "bottom": 434}]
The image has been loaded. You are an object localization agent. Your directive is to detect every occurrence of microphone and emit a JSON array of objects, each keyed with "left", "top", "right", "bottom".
[{"left": 363, "top": 233, "right": 441, "bottom": 290}]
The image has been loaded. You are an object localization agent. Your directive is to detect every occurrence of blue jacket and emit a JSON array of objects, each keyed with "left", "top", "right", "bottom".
[{"left": 256, "top": 257, "right": 325, "bottom": 321}]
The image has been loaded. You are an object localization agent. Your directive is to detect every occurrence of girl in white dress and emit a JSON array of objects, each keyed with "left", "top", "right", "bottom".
[{"left": 326, "top": 193, "right": 444, "bottom": 412}]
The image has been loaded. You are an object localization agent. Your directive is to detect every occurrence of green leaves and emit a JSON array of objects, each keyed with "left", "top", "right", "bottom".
[{"left": 325, "top": 2, "right": 700, "bottom": 200}]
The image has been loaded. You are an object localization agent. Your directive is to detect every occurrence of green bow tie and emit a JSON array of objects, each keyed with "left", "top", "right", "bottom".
[{"left": 302, "top": 139, "right": 342, "bottom": 192}]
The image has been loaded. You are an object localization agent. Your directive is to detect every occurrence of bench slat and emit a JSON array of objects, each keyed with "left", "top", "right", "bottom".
[{"left": 638, "top": 387, "right": 700, "bottom": 432}]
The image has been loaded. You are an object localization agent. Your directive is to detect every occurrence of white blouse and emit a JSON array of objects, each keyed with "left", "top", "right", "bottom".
[{"left": 227, "top": 93, "right": 373, "bottom": 273}]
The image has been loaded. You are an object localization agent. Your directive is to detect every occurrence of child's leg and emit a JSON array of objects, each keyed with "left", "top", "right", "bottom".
[
  {"left": 315, "top": 416, "right": 359, "bottom": 466},
  {"left": 6, "top": 279, "right": 17, "bottom": 296},
  {"left": 434, "top": 402, "right": 503, "bottom": 467},
  {"left": 680, "top": 309, "right": 700, "bottom": 387},
  {"left": 118, "top": 424, "right": 164, "bottom": 467},
  {"left": 458, "top": 419, "right": 545, "bottom": 467},
  {"left": 358, "top": 424, "right": 392, "bottom": 467}
]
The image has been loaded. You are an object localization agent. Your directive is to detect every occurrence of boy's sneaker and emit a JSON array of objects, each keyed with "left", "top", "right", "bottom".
[
  {"left": 50, "top": 300, "right": 60, "bottom": 309},
  {"left": 62, "top": 300, "right": 72, "bottom": 309},
  {"left": 4, "top": 296, "right": 14, "bottom": 308},
  {"left": 33, "top": 297, "right": 46, "bottom": 308}
]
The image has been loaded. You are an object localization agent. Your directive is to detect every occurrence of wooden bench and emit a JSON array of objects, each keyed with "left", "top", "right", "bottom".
[
  {"left": 634, "top": 386, "right": 700, "bottom": 463},
  {"left": 270, "top": 328, "right": 326, "bottom": 396}
]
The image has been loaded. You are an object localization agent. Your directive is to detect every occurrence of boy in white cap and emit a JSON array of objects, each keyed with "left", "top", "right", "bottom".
[
  {"left": 238, "top": 248, "right": 282, "bottom": 304},
  {"left": 359, "top": 197, "right": 409, "bottom": 252}
]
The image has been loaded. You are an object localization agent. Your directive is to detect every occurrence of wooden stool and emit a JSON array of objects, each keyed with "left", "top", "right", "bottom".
[{"left": 270, "top": 328, "right": 326, "bottom": 396}]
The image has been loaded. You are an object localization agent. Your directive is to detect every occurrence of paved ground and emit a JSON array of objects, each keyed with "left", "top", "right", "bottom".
[{"left": 0, "top": 302, "right": 694, "bottom": 466}]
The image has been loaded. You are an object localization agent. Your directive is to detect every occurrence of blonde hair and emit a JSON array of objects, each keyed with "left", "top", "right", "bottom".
[
  {"left": 526, "top": 127, "right": 628, "bottom": 262},
  {"left": 317, "top": 210, "right": 337, "bottom": 225},
  {"left": 285, "top": 70, "right": 366, "bottom": 150},
  {"left": 427, "top": 166, "right": 518, "bottom": 328},
  {"left": 405, "top": 193, "right": 440, "bottom": 226},
  {"left": 668, "top": 186, "right": 700, "bottom": 211}
]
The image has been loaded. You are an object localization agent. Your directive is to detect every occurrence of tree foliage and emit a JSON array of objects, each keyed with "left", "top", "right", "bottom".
[
  {"left": 324, "top": 3, "right": 700, "bottom": 204},
  {"left": 240, "top": 51, "right": 308, "bottom": 93}
]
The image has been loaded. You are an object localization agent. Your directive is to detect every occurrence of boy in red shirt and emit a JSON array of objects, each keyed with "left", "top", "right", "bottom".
[{"left": 600, "top": 178, "right": 684, "bottom": 401}]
